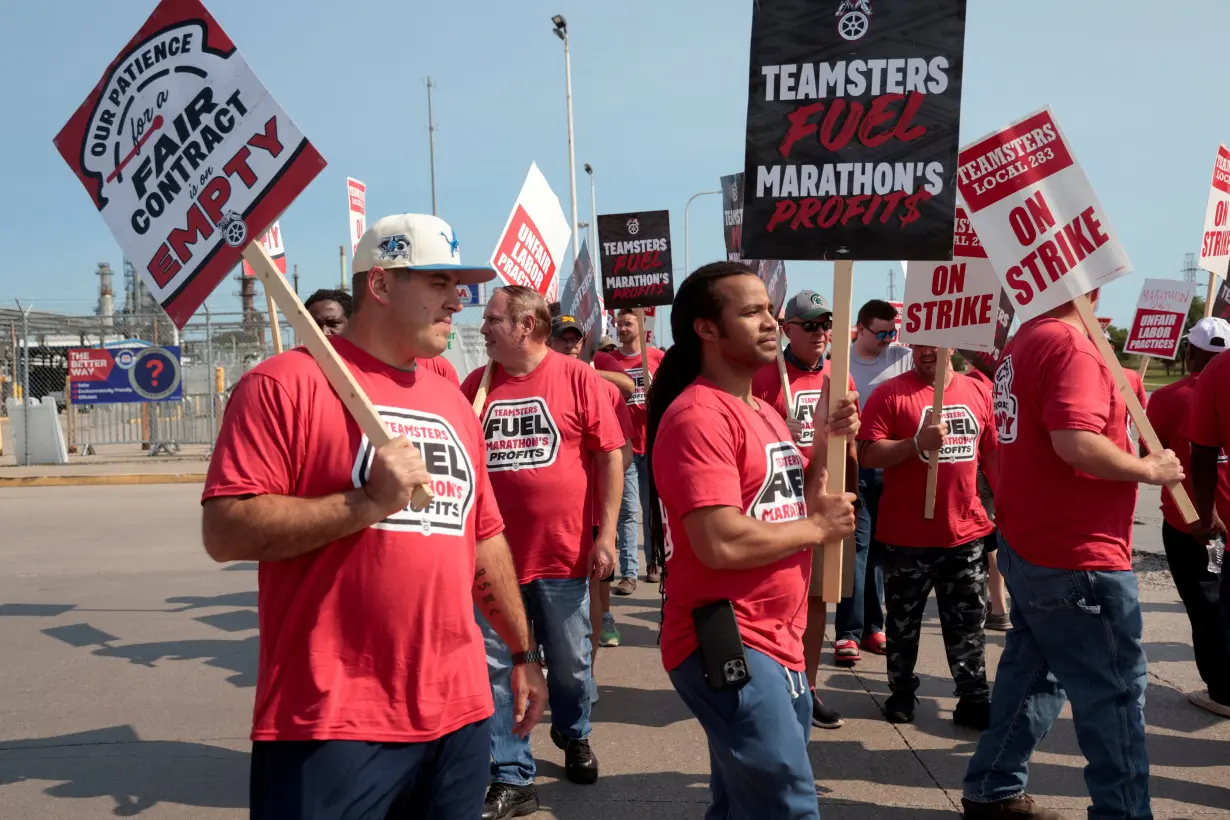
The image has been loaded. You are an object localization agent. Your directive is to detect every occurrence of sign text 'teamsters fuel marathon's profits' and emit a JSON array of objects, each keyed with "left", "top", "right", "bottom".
[
  {"left": 598, "top": 211, "right": 675, "bottom": 310},
  {"left": 742, "top": 0, "right": 967, "bottom": 261},
  {"left": 53, "top": 0, "right": 325, "bottom": 328},
  {"left": 956, "top": 107, "right": 1132, "bottom": 321}
]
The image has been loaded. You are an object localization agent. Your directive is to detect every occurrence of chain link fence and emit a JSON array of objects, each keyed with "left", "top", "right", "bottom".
[{"left": 0, "top": 306, "right": 286, "bottom": 458}]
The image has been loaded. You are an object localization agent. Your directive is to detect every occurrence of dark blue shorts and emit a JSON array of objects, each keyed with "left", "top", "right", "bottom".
[{"left": 249, "top": 718, "right": 489, "bottom": 820}]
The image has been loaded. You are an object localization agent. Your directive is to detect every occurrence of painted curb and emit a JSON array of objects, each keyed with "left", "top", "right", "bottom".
[{"left": 0, "top": 474, "right": 206, "bottom": 488}]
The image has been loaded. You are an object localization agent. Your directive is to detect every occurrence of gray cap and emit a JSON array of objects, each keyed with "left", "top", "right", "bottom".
[{"left": 783, "top": 290, "right": 832, "bottom": 322}]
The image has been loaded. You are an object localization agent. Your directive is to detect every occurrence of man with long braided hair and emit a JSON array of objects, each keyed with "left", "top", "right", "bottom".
[{"left": 645, "top": 262, "right": 859, "bottom": 819}]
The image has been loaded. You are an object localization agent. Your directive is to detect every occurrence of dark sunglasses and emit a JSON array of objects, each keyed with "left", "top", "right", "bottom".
[
  {"left": 869, "top": 328, "right": 898, "bottom": 341},
  {"left": 788, "top": 317, "right": 833, "bottom": 333}
]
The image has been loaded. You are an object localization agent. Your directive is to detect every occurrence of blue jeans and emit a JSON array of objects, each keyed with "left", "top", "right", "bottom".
[
  {"left": 669, "top": 648, "right": 819, "bottom": 820},
  {"left": 964, "top": 537, "right": 1151, "bottom": 820},
  {"left": 482, "top": 577, "right": 593, "bottom": 787},
  {"left": 834, "top": 467, "right": 886, "bottom": 641},
  {"left": 617, "top": 452, "right": 653, "bottom": 579}
]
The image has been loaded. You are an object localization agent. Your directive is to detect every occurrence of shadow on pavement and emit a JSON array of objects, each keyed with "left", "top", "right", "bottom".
[
  {"left": 0, "top": 725, "right": 247, "bottom": 816},
  {"left": 591, "top": 684, "right": 692, "bottom": 728},
  {"left": 166, "top": 591, "right": 258, "bottom": 611},
  {"left": 93, "top": 635, "right": 259, "bottom": 688}
]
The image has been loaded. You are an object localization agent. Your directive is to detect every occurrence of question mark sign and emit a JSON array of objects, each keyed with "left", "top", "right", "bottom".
[{"left": 146, "top": 358, "right": 164, "bottom": 387}]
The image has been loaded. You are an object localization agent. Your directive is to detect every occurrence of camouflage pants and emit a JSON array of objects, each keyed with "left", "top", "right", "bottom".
[{"left": 884, "top": 538, "right": 989, "bottom": 700}]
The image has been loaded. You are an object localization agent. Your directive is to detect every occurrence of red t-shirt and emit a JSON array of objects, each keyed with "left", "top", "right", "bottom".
[
  {"left": 417, "top": 355, "right": 460, "bottom": 386},
  {"left": 653, "top": 378, "right": 810, "bottom": 673},
  {"left": 202, "top": 336, "right": 503, "bottom": 743},
  {"left": 1124, "top": 368, "right": 1147, "bottom": 410},
  {"left": 858, "top": 371, "right": 997, "bottom": 548},
  {"left": 1188, "top": 351, "right": 1230, "bottom": 523},
  {"left": 462, "top": 351, "right": 625, "bottom": 583},
  {"left": 609, "top": 346, "right": 665, "bottom": 454},
  {"left": 593, "top": 378, "right": 634, "bottom": 527},
  {"left": 1148, "top": 371, "right": 1230, "bottom": 532},
  {"left": 751, "top": 354, "right": 857, "bottom": 449},
  {"left": 992, "top": 318, "right": 1136, "bottom": 570},
  {"left": 966, "top": 367, "right": 993, "bottom": 390},
  {"left": 593, "top": 350, "right": 624, "bottom": 374}
]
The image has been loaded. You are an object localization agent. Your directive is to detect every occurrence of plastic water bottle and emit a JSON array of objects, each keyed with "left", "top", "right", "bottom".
[{"left": 1208, "top": 536, "right": 1226, "bottom": 576}]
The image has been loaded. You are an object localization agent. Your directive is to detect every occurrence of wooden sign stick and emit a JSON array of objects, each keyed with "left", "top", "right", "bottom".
[
  {"left": 923, "top": 348, "right": 949, "bottom": 520},
  {"left": 1206, "top": 267, "right": 1222, "bottom": 319},
  {"left": 814, "top": 259, "right": 852, "bottom": 602},
  {"left": 776, "top": 329, "right": 794, "bottom": 416},
  {"left": 636, "top": 308, "right": 652, "bottom": 391},
  {"left": 1136, "top": 356, "right": 1150, "bottom": 379},
  {"left": 1074, "top": 295, "right": 1198, "bottom": 523},
  {"left": 471, "top": 361, "right": 494, "bottom": 417},
  {"left": 264, "top": 287, "right": 284, "bottom": 355},
  {"left": 242, "top": 242, "right": 432, "bottom": 511}
]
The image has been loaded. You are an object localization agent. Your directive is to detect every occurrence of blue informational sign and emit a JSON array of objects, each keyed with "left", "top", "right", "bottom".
[
  {"left": 457, "top": 284, "right": 484, "bottom": 307},
  {"left": 68, "top": 345, "right": 183, "bottom": 404}
]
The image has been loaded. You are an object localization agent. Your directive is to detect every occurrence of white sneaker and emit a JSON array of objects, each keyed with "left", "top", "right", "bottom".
[{"left": 1187, "top": 689, "right": 1230, "bottom": 717}]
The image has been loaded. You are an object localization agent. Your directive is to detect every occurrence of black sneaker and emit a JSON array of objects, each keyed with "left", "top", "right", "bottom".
[
  {"left": 550, "top": 727, "right": 599, "bottom": 784},
  {"left": 883, "top": 692, "right": 917, "bottom": 724},
  {"left": 481, "top": 783, "right": 539, "bottom": 820},
  {"left": 954, "top": 697, "right": 991, "bottom": 730},
  {"left": 811, "top": 689, "right": 845, "bottom": 729}
]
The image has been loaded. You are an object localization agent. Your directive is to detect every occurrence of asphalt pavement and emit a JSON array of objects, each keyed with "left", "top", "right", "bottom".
[{"left": 0, "top": 484, "right": 1226, "bottom": 819}]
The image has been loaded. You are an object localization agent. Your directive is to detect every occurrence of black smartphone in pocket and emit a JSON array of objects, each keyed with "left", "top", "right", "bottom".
[{"left": 692, "top": 599, "right": 751, "bottom": 691}]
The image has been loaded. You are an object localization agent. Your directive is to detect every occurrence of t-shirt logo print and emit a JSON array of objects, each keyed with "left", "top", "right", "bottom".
[
  {"left": 351, "top": 407, "right": 475, "bottom": 535},
  {"left": 749, "top": 442, "right": 807, "bottom": 523},
  {"left": 993, "top": 355, "right": 1019, "bottom": 444},
  {"left": 915, "top": 404, "right": 979, "bottom": 463},
  {"left": 792, "top": 389, "right": 824, "bottom": 446},
  {"left": 482, "top": 398, "right": 561, "bottom": 472}
]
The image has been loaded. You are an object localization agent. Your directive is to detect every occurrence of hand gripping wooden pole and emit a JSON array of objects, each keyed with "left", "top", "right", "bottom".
[
  {"left": 241, "top": 242, "right": 433, "bottom": 512},
  {"left": 1073, "top": 295, "right": 1198, "bottom": 523},
  {"left": 813, "top": 260, "right": 853, "bottom": 603},
  {"left": 923, "top": 348, "right": 949, "bottom": 519}
]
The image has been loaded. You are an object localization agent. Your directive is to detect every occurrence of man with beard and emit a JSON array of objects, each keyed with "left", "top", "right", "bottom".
[
  {"left": 610, "top": 308, "right": 666, "bottom": 592},
  {"left": 203, "top": 214, "right": 547, "bottom": 820},
  {"left": 648, "top": 262, "right": 859, "bottom": 819},
  {"left": 858, "top": 344, "right": 997, "bottom": 729},
  {"left": 463, "top": 287, "right": 624, "bottom": 819},
  {"left": 752, "top": 289, "right": 857, "bottom": 731}
]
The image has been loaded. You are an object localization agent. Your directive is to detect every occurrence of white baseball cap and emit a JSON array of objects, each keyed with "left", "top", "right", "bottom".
[
  {"left": 352, "top": 214, "right": 496, "bottom": 285},
  {"left": 1188, "top": 317, "right": 1230, "bottom": 353}
]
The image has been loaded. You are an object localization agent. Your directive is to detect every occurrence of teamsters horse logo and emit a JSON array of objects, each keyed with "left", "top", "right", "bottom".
[{"left": 835, "top": 0, "right": 872, "bottom": 41}]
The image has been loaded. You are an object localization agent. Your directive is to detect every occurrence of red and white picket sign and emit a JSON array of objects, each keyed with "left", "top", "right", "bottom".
[
  {"left": 1123, "top": 279, "right": 1197, "bottom": 360},
  {"left": 900, "top": 208, "right": 1000, "bottom": 352},
  {"left": 490, "top": 163, "right": 571, "bottom": 300},
  {"left": 241, "top": 220, "right": 286, "bottom": 276},
  {"left": 956, "top": 107, "right": 1133, "bottom": 322},
  {"left": 347, "top": 177, "right": 367, "bottom": 259}
]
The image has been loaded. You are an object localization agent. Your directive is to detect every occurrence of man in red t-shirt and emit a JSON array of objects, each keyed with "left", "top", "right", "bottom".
[
  {"left": 963, "top": 363, "right": 1011, "bottom": 632},
  {"left": 462, "top": 287, "right": 624, "bottom": 817},
  {"left": 202, "top": 214, "right": 547, "bottom": 820},
  {"left": 858, "top": 345, "right": 997, "bottom": 729},
  {"left": 962, "top": 300, "right": 1183, "bottom": 820},
  {"left": 651, "top": 262, "right": 858, "bottom": 820},
  {"left": 608, "top": 308, "right": 666, "bottom": 592},
  {"left": 1181, "top": 318, "right": 1230, "bottom": 718},
  {"left": 304, "top": 288, "right": 352, "bottom": 336},
  {"left": 752, "top": 289, "right": 857, "bottom": 731},
  {"left": 546, "top": 315, "right": 634, "bottom": 670}
]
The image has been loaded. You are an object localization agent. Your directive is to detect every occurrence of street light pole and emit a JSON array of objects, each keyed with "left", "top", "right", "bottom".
[
  {"left": 684, "top": 190, "right": 722, "bottom": 277},
  {"left": 553, "top": 16, "right": 580, "bottom": 261},
  {"left": 584, "top": 163, "right": 597, "bottom": 265}
]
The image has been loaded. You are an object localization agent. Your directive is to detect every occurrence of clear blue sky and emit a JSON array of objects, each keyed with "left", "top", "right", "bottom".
[{"left": 2, "top": 0, "right": 1225, "bottom": 343}]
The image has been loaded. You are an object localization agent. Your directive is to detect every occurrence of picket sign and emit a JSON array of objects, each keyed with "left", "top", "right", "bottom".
[
  {"left": 775, "top": 330, "right": 794, "bottom": 415},
  {"left": 1071, "top": 296, "right": 1197, "bottom": 523},
  {"left": 242, "top": 242, "right": 432, "bottom": 510},
  {"left": 812, "top": 259, "right": 853, "bottom": 603},
  {"left": 922, "top": 350, "right": 950, "bottom": 519}
]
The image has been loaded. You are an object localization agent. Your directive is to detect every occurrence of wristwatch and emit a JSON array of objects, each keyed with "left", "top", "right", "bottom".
[{"left": 511, "top": 649, "right": 545, "bottom": 667}]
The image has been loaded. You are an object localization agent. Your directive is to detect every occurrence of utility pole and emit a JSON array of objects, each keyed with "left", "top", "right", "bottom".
[
  {"left": 426, "top": 77, "right": 438, "bottom": 216},
  {"left": 887, "top": 267, "right": 896, "bottom": 301}
]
